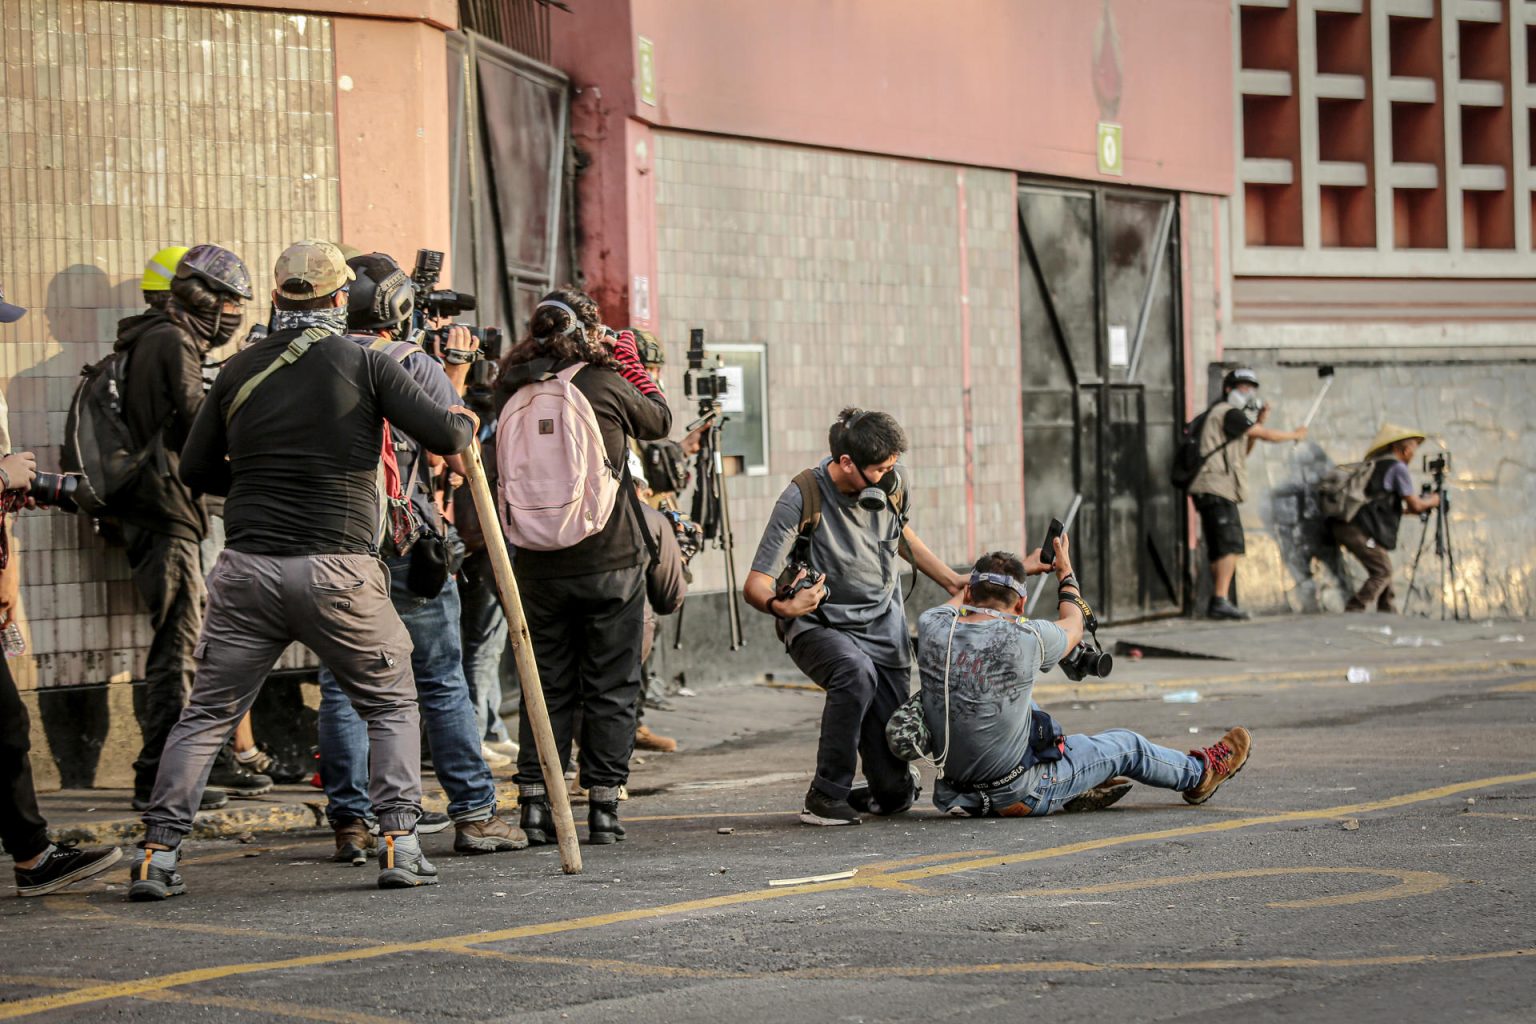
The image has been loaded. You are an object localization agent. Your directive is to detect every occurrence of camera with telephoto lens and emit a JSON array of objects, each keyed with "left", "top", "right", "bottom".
[
  {"left": 1058, "top": 638, "right": 1113, "bottom": 681},
  {"left": 5, "top": 471, "right": 82, "bottom": 514},
  {"left": 683, "top": 328, "right": 730, "bottom": 408}
]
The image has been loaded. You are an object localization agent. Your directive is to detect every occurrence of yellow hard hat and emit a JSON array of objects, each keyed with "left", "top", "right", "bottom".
[{"left": 141, "top": 246, "right": 190, "bottom": 293}]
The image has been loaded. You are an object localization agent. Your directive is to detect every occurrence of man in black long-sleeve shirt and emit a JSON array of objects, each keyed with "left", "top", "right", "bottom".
[{"left": 130, "top": 242, "right": 477, "bottom": 900}]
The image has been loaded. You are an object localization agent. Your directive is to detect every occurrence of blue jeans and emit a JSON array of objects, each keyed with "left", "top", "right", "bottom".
[
  {"left": 459, "top": 549, "right": 512, "bottom": 744},
  {"left": 933, "top": 729, "right": 1203, "bottom": 817},
  {"left": 318, "top": 554, "right": 496, "bottom": 825}
]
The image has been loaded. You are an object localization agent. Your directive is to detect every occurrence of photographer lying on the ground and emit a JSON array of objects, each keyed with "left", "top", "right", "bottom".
[{"left": 904, "top": 538, "right": 1251, "bottom": 817}]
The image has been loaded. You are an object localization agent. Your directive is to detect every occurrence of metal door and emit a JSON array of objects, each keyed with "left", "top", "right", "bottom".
[{"left": 1018, "top": 185, "right": 1183, "bottom": 622}]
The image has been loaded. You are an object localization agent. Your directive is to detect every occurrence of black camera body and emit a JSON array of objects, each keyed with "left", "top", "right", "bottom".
[
  {"left": 682, "top": 328, "right": 730, "bottom": 408},
  {"left": 1058, "top": 639, "right": 1113, "bottom": 682},
  {"left": 775, "top": 560, "right": 824, "bottom": 606},
  {"left": 1423, "top": 450, "right": 1450, "bottom": 477},
  {"left": 410, "top": 249, "right": 501, "bottom": 373},
  {"left": 3, "top": 471, "right": 81, "bottom": 515}
]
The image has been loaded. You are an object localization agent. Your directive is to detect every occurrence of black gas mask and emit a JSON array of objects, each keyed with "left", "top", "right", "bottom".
[{"left": 851, "top": 463, "right": 900, "bottom": 513}]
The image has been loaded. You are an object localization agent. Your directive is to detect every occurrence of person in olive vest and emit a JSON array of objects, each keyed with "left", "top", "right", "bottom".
[{"left": 1328, "top": 424, "right": 1440, "bottom": 614}]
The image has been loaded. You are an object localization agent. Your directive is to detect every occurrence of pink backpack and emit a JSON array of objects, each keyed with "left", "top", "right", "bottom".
[{"left": 496, "top": 363, "right": 620, "bottom": 551}]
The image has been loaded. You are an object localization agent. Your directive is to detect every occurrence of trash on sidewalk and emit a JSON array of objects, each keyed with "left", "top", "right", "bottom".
[
  {"left": 1392, "top": 635, "right": 1443, "bottom": 648},
  {"left": 1496, "top": 634, "right": 1525, "bottom": 643},
  {"left": 717, "top": 827, "right": 735, "bottom": 835},
  {"left": 1340, "top": 818, "right": 1360, "bottom": 831},
  {"left": 1347, "top": 625, "right": 1393, "bottom": 635},
  {"left": 1162, "top": 690, "right": 1201, "bottom": 704},
  {"left": 1346, "top": 666, "right": 1372, "bottom": 684},
  {"left": 769, "top": 869, "right": 857, "bottom": 887}
]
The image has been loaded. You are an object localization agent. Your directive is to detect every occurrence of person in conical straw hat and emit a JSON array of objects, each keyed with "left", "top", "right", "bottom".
[{"left": 1330, "top": 423, "right": 1441, "bottom": 614}]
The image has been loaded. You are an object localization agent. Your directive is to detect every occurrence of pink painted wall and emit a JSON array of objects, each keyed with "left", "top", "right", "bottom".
[
  {"left": 552, "top": 0, "right": 1234, "bottom": 324},
  {"left": 333, "top": 18, "right": 454, "bottom": 281}
]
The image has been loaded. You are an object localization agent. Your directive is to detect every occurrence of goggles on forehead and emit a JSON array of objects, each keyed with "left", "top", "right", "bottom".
[{"left": 969, "top": 571, "right": 1028, "bottom": 599}]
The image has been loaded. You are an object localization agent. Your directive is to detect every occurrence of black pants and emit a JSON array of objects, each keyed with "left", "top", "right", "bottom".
[
  {"left": 1, "top": 657, "right": 49, "bottom": 860},
  {"left": 125, "top": 526, "right": 205, "bottom": 800},
  {"left": 788, "top": 625, "right": 914, "bottom": 807},
  {"left": 514, "top": 565, "right": 646, "bottom": 792}
]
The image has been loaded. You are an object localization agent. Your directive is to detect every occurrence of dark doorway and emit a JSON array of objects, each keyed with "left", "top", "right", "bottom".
[{"left": 1018, "top": 184, "right": 1184, "bottom": 623}]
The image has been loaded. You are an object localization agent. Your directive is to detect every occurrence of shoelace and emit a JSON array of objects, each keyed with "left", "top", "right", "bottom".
[{"left": 1201, "top": 741, "right": 1235, "bottom": 777}]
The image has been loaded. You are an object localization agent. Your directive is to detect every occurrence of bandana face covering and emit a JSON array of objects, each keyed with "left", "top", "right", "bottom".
[{"left": 270, "top": 306, "right": 349, "bottom": 335}]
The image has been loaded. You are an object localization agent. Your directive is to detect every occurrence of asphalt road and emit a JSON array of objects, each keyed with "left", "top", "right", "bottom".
[{"left": 4, "top": 664, "right": 1534, "bottom": 1024}]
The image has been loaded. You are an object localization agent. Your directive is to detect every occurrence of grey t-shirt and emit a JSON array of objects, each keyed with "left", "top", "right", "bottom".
[
  {"left": 916, "top": 605, "right": 1070, "bottom": 783},
  {"left": 361, "top": 342, "right": 458, "bottom": 531},
  {"left": 750, "top": 458, "right": 911, "bottom": 668}
]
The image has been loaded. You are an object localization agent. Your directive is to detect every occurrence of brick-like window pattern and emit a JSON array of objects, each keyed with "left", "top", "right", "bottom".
[
  {"left": 0, "top": 0, "right": 341, "bottom": 689},
  {"left": 1234, "top": 0, "right": 1535, "bottom": 276}
]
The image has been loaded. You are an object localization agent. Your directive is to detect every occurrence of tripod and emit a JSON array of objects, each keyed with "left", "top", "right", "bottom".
[
  {"left": 1402, "top": 461, "right": 1467, "bottom": 620},
  {"left": 673, "top": 405, "right": 746, "bottom": 651}
]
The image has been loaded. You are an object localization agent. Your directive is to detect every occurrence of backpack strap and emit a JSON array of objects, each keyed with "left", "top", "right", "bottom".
[
  {"left": 225, "top": 327, "right": 330, "bottom": 426},
  {"left": 791, "top": 468, "right": 821, "bottom": 535},
  {"left": 368, "top": 336, "right": 422, "bottom": 364}
]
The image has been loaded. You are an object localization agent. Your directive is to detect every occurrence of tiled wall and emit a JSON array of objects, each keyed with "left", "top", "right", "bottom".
[
  {"left": 0, "top": 0, "right": 341, "bottom": 691},
  {"left": 650, "top": 133, "right": 1023, "bottom": 592}
]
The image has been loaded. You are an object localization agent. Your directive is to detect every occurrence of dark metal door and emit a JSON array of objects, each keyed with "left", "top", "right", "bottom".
[{"left": 1018, "top": 185, "right": 1183, "bottom": 623}]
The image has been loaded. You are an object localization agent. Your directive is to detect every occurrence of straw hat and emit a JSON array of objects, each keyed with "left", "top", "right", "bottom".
[{"left": 1365, "top": 423, "right": 1426, "bottom": 458}]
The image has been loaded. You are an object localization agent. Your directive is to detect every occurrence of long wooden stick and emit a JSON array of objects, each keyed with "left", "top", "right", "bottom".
[{"left": 461, "top": 440, "right": 583, "bottom": 874}]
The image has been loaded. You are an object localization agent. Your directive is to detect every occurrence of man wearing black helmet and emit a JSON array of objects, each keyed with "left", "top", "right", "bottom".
[
  {"left": 112, "top": 244, "right": 269, "bottom": 810},
  {"left": 314, "top": 251, "right": 526, "bottom": 866},
  {"left": 1187, "top": 368, "right": 1308, "bottom": 620}
]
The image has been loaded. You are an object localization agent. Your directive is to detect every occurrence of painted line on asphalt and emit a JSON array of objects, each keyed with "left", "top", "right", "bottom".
[
  {"left": 446, "top": 945, "right": 1536, "bottom": 981},
  {"left": 0, "top": 974, "right": 396, "bottom": 1024},
  {"left": 3, "top": 769, "right": 1532, "bottom": 1021},
  {"left": 1003, "top": 866, "right": 1450, "bottom": 910}
]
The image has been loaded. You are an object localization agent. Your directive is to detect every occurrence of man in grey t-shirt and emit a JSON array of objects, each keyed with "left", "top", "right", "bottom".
[
  {"left": 918, "top": 543, "right": 1253, "bottom": 817},
  {"left": 745, "top": 408, "right": 965, "bottom": 826}
]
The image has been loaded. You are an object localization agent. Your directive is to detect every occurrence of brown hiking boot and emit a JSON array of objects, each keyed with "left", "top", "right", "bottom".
[
  {"left": 635, "top": 724, "right": 678, "bottom": 753},
  {"left": 1183, "top": 727, "right": 1252, "bottom": 805},
  {"left": 333, "top": 820, "right": 375, "bottom": 866},
  {"left": 1062, "top": 778, "right": 1134, "bottom": 813},
  {"left": 453, "top": 815, "right": 530, "bottom": 854}
]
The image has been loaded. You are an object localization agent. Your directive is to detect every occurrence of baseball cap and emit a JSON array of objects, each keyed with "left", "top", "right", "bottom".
[
  {"left": 274, "top": 240, "right": 355, "bottom": 300},
  {"left": 0, "top": 281, "right": 26, "bottom": 324}
]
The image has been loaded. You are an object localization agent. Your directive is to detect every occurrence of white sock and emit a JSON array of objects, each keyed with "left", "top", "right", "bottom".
[{"left": 235, "top": 747, "right": 261, "bottom": 764}]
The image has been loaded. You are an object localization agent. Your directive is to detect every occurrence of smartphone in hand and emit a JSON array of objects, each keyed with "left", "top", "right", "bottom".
[{"left": 1040, "top": 518, "right": 1065, "bottom": 567}]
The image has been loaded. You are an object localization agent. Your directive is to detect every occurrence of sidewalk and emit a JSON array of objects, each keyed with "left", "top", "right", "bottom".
[{"left": 27, "top": 612, "right": 1531, "bottom": 847}]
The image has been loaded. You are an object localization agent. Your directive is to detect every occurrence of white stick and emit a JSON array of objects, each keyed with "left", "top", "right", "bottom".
[{"left": 1301, "top": 375, "right": 1335, "bottom": 430}]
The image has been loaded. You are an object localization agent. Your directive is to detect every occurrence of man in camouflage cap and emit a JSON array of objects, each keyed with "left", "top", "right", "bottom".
[{"left": 268, "top": 239, "right": 355, "bottom": 335}]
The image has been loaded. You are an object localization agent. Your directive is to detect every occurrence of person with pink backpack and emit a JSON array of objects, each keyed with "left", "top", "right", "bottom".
[{"left": 495, "top": 288, "right": 671, "bottom": 845}]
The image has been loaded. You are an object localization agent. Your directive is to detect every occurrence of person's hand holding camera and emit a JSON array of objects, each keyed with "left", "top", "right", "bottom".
[
  {"left": 0, "top": 451, "right": 38, "bottom": 493},
  {"left": 771, "top": 567, "right": 827, "bottom": 619}
]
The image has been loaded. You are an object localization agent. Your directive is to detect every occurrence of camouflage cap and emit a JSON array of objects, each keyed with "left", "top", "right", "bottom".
[
  {"left": 632, "top": 328, "right": 664, "bottom": 367},
  {"left": 274, "top": 240, "right": 355, "bottom": 300}
]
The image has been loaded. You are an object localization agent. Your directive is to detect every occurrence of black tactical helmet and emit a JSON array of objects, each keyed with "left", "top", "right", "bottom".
[
  {"left": 632, "top": 328, "right": 664, "bottom": 367},
  {"left": 346, "top": 253, "right": 414, "bottom": 333},
  {"left": 175, "top": 244, "right": 253, "bottom": 301}
]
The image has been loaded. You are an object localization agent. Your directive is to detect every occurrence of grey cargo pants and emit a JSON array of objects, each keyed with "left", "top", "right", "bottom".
[{"left": 142, "top": 550, "right": 423, "bottom": 847}]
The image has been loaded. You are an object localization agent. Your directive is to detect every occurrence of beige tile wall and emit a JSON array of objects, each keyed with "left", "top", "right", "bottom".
[
  {"left": 0, "top": 0, "right": 341, "bottom": 690},
  {"left": 650, "top": 133, "right": 1024, "bottom": 593}
]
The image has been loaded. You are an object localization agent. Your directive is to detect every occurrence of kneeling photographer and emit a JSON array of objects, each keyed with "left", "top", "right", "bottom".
[
  {"left": 902, "top": 534, "right": 1252, "bottom": 818},
  {"left": 745, "top": 408, "right": 966, "bottom": 828}
]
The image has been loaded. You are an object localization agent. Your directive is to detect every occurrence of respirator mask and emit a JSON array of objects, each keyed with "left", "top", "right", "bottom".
[
  {"left": 851, "top": 464, "right": 900, "bottom": 512},
  {"left": 1227, "top": 388, "right": 1265, "bottom": 415}
]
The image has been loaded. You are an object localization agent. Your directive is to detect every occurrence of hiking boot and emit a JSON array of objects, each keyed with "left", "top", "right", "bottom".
[
  {"left": 800, "top": 786, "right": 861, "bottom": 827},
  {"left": 377, "top": 834, "right": 439, "bottom": 889},
  {"left": 207, "top": 758, "right": 274, "bottom": 798},
  {"left": 634, "top": 725, "right": 678, "bottom": 753},
  {"left": 1062, "top": 778, "right": 1134, "bottom": 814},
  {"left": 239, "top": 746, "right": 308, "bottom": 785},
  {"left": 847, "top": 767, "right": 922, "bottom": 816},
  {"left": 127, "top": 848, "right": 185, "bottom": 902},
  {"left": 588, "top": 801, "right": 626, "bottom": 844},
  {"left": 14, "top": 842, "right": 122, "bottom": 897},
  {"left": 1207, "top": 596, "right": 1251, "bottom": 621},
  {"left": 333, "top": 820, "right": 375, "bottom": 866},
  {"left": 520, "top": 799, "right": 554, "bottom": 846},
  {"left": 453, "top": 815, "right": 530, "bottom": 854},
  {"left": 132, "top": 788, "right": 229, "bottom": 813},
  {"left": 1184, "top": 727, "right": 1252, "bottom": 805}
]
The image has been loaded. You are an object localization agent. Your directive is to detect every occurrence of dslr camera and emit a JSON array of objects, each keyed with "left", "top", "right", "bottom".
[
  {"left": 683, "top": 328, "right": 730, "bottom": 409},
  {"left": 775, "top": 559, "right": 825, "bottom": 607},
  {"left": 1058, "top": 636, "right": 1113, "bottom": 682},
  {"left": 410, "top": 250, "right": 504, "bottom": 376},
  {"left": 2, "top": 471, "right": 81, "bottom": 515}
]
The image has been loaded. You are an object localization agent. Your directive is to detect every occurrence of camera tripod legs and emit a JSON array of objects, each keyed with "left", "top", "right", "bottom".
[{"left": 1402, "top": 488, "right": 1465, "bottom": 621}]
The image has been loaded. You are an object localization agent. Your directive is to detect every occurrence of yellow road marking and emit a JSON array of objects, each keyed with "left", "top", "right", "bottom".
[
  {"left": 1491, "top": 679, "right": 1536, "bottom": 693},
  {"left": 3, "top": 769, "right": 1532, "bottom": 1022},
  {"left": 1007, "top": 866, "right": 1450, "bottom": 910},
  {"left": 0, "top": 974, "right": 398, "bottom": 1024}
]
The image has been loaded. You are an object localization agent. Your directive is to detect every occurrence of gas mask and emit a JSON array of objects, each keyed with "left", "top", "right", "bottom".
[
  {"left": 1227, "top": 388, "right": 1264, "bottom": 415},
  {"left": 851, "top": 463, "right": 900, "bottom": 512}
]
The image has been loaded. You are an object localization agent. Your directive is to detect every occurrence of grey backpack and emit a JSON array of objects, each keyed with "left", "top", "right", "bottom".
[{"left": 1317, "top": 457, "right": 1390, "bottom": 522}]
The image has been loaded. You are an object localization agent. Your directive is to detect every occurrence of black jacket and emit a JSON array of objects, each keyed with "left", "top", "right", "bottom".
[
  {"left": 113, "top": 312, "right": 209, "bottom": 541},
  {"left": 500, "top": 357, "right": 673, "bottom": 579}
]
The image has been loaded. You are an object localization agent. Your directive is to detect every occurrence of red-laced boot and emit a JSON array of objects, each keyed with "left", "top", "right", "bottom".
[{"left": 1183, "top": 727, "right": 1252, "bottom": 805}]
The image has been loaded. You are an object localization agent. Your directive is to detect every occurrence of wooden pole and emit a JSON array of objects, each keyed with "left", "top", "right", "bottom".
[{"left": 461, "top": 440, "right": 583, "bottom": 874}]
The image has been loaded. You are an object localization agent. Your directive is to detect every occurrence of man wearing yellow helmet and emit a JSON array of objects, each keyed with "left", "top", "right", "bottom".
[{"left": 139, "top": 246, "right": 190, "bottom": 312}]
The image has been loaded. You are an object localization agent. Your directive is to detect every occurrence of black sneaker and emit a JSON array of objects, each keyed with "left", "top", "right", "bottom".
[
  {"left": 132, "top": 788, "right": 229, "bottom": 813},
  {"left": 14, "top": 842, "right": 122, "bottom": 897},
  {"left": 239, "top": 747, "right": 308, "bottom": 785},
  {"left": 417, "top": 811, "right": 451, "bottom": 835},
  {"left": 1208, "top": 596, "right": 1251, "bottom": 621},
  {"left": 207, "top": 758, "right": 274, "bottom": 798},
  {"left": 799, "top": 786, "right": 861, "bottom": 827},
  {"left": 127, "top": 849, "right": 186, "bottom": 902},
  {"left": 847, "top": 768, "right": 922, "bottom": 816}
]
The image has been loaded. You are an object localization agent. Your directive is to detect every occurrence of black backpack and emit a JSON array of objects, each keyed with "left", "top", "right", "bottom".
[
  {"left": 642, "top": 439, "right": 691, "bottom": 494},
  {"left": 1169, "top": 404, "right": 1237, "bottom": 491},
  {"left": 61, "top": 352, "right": 167, "bottom": 516}
]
